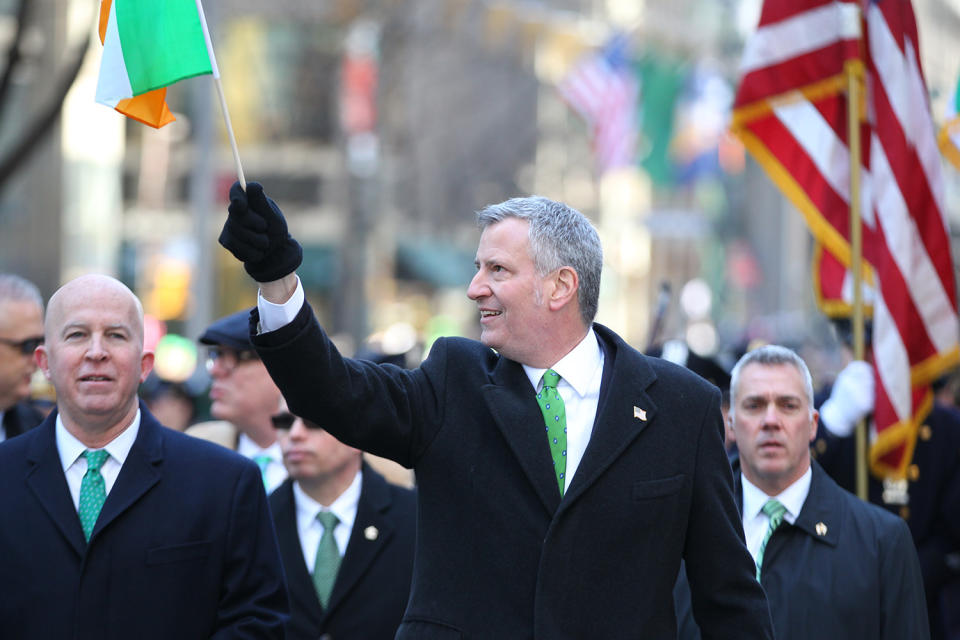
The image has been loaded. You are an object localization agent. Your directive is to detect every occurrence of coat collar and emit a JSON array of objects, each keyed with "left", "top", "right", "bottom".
[
  {"left": 325, "top": 463, "right": 397, "bottom": 617},
  {"left": 481, "top": 323, "right": 659, "bottom": 515},
  {"left": 733, "top": 460, "right": 841, "bottom": 548},
  {"left": 274, "top": 464, "right": 400, "bottom": 622},
  {"left": 25, "top": 401, "right": 164, "bottom": 555}
]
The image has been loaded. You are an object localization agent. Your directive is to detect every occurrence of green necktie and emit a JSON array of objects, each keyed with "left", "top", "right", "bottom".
[
  {"left": 312, "top": 511, "right": 341, "bottom": 608},
  {"left": 253, "top": 454, "right": 272, "bottom": 488},
  {"left": 756, "top": 499, "right": 787, "bottom": 580},
  {"left": 78, "top": 450, "right": 110, "bottom": 542},
  {"left": 536, "top": 369, "right": 567, "bottom": 496}
]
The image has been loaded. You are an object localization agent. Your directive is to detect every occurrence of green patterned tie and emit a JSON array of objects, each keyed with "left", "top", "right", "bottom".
[
  {"left": 78, "top": 450, "right": 110, "bottom": 542},
  {"left": 536, "top": 369, "right": 567, "bottom": 496},
  {"left": 756, "top": 499, "right": 787, "bottom": 580},
  {"left": 312, "top": 512, "right": 341, "bottom": 608}
]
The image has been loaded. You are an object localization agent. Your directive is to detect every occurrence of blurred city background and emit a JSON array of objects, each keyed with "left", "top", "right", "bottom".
[{"left": 3, "top": 0, "right": 960, "bottom": 414}]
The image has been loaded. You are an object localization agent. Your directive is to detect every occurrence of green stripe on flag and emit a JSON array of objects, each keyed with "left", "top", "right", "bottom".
[{"left": 115, "top": 0, "right": 212, "bottom": 96}]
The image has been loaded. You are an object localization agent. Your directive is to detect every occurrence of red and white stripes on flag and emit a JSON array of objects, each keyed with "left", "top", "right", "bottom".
[
  {"left": 733, "top": 0, "right": 959, "bottom": 480},
  {"left": 558, "top": 35, "right": 638, "bottom": 174}
]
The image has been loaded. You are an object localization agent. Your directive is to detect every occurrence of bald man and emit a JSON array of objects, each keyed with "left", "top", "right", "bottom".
[{"left": 0, "top": 275, "right": 288, "bottom": 639}]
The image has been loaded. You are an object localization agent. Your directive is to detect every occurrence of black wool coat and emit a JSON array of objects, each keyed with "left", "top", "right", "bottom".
[{"left": 252, "top": 302, "right": 773, "bottom": 640}]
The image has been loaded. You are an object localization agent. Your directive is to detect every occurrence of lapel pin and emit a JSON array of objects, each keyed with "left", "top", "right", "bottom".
[
  {"left": 364, "top": 525, "right": 379, "bottom": 541},
  {"left": 634, "top": 406, "right": 647, "bottom": 421},
  {"left": 815, "top": 522, "right": 827, "bottom": 536}
]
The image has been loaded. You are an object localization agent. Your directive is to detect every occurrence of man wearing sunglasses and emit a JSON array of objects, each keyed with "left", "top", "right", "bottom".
[
  {"left": 188, "top": 310, "right": 287, "bottom": 492},
  {"left": 0, "top": 273, "right": 45, "bottom": 442},
  {"left": 268, "top": 399, "right": 416, "bottom": 640}
]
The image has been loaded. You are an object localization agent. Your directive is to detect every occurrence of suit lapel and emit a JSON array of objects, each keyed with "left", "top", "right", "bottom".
[
  {"left": 325, "top": 466, "right": 396, "bottom": 617},
  {"left": 89, "top": 404, "right": 162, "bottom": 542},
  {"left": 272, "top": 480, "right": 324, "bottom": 627},
  {"left": 561, "top": 326, "right": 658, "bottom": 509},
  {"left": 482, "top": 356, "right": 561, "bottom": 515},
  {"left": 24, "top": 414, "right": 87, "bottom": 557}
]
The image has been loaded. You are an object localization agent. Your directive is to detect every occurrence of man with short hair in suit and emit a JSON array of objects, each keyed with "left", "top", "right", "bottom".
[
  {"left": 0, "top": 274, "right": 288, "bottom": 639},
  {"left": 219, "top": 182, "right": 773, "bottom": 638},
  {"left": 676, "top": 344, "right": 929, "bottom": 640},
  {"left": 188, "top": 310, "right": 287, "bottom": 492},
  {"left": 269, "top": 398, "right": 415, "bottom": 640},
  {"left": 0, "top": 273, "right": 45, "bottom": 440}
]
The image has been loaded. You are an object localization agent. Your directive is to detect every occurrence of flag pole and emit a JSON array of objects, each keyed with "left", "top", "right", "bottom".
[
  {"left": 846, "top": 58, "right": 867, "bottom": 501},
  {"left": 194, "top": 0, "right": 246, "bottom": 191}
]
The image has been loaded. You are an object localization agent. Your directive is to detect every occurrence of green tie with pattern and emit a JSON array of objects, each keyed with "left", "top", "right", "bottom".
[
  {"left": 536, "top": 369, "right": 567, "bottom": 496},
  {"left": 756, "top": 499, "right": 787, "bottom": 580},
  {"left": 253, "top": 454, "right": 272, "bottom": 488},
  {"left": 78, "top": 449, "right": 110, "bottom": 542},
  {"left": 312, "top": 512, "right": 341, "bottom": 608}
]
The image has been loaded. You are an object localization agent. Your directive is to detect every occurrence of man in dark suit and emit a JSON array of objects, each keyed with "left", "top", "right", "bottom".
[
  {"left": 269, "top": 398, "right": 415, "bottom": 639},
  {"left": 0, "top": 273, "right": 45, "bottom": 441},
  {"left": 676, "top": 345, "right": 929, "bottom": 640},
  {"left": 0, "top": 274, "right": 288, "bottom": 639},
  {"left": 219, "top": 183, "right": 773, "bottom": 638}
]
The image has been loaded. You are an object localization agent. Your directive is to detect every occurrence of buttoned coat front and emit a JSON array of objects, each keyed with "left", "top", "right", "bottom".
[
  {"left": 252, "top": 303, "right": 773, "bottom": 640},
  {"left": 0, "top": 403, "right": 289, "bottom": 639}
]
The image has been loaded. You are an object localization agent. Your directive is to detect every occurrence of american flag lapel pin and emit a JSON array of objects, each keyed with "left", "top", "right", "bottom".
[{"left": 634, "top": 406, "right": 647, "bottom": 421}]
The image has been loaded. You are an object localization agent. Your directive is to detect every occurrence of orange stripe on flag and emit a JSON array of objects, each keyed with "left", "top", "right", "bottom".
[{"left": 116, "top": 89, "right": 176, "bottom": 128}]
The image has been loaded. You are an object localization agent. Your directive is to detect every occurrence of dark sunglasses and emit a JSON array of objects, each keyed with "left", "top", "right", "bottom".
[
  {"left": 0, "top": 335, "right": 44, "bottom": 355},
  {"left": 270, "top": 412, "right": 296, "bottom": 431},
  {"left": 270, "top": 411, "right": 321, "bottom": 431}
]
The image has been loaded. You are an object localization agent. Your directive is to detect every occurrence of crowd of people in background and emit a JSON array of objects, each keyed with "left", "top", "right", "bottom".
[{"left": 1, "top": 184, "right": 958, "bottom": 638}]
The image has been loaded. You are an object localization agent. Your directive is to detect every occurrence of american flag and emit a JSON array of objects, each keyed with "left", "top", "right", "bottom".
[
  {"left": 732, "top": 0, "right": 959, "bottom": 480},
  {"left": 558, "top": 33, "right": 638, "bottom": 173}
]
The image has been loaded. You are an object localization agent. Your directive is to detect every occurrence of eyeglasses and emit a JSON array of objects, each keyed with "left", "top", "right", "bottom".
[
  {"left": 205, "top": 346, "right": 259, "bottom": 373},
  {"left": 270, "top": 411, "right": 320, "bottom": 431},
  {"left": 0, "top": 335, "right": 44, "bottom": 355},
  {"left": 270, "top": 412, "right": 296, "bottom": 431}
]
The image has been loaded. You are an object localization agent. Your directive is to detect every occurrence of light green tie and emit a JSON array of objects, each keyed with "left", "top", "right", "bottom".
[
  {"left": 78, "top": 450, "right": 110, "bottom": 542},
  {"left": 756, "top": 499, "right": 787, "bottom": 580},
  {"left": 536, "top": 369, "right": 567, "bottom": 496},
  {"left": 253, "top": 454, "right": 272, "bottom": 488},
  {"left": 312, "top": 512, "right": 341, "bottom": 608}
]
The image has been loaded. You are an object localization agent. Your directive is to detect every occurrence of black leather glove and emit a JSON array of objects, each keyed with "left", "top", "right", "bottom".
[{"left": 218, "top": 181, "right": 303, "bottom": 283}]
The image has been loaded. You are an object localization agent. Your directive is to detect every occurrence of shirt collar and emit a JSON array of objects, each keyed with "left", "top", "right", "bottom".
[
  {"left": 293, "top": 469, "right": 363, "bottom": 530},
  {"left": 56, "top": 409, "right": 142, "bottom": 471},
  {"left": 741, "top": 465, "right": 812, "bottom": 524},
  {"left": 237, "top": 433, "right": 283, "bottom": 462},
  {"left": 522, "top": 327, "right": 603, "bottom": 396}
]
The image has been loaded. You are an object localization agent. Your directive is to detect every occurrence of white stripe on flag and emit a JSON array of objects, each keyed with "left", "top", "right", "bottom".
[
  {"left": 740, "top": 2, "right": 861, "bottom": 74},
  {"left": 873, "top": 293, "right": 911, "bottom": 421},
  {"left": 868, "top": 4, "right": 946, "bottom": 230},
  {"left": 774, "top": 98, "right": 875, "bottom": 228},
  {"left": 870, "top": 136, "right": 958, "bottom": 354},
  {"left": 95, "top": 0, "right": 132, "bottom": 107}
]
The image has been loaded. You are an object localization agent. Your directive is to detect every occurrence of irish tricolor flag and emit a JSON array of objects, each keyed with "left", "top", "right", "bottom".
[
  {"left": 96, "top": 0, "right": 215, "bottom": 128},
  {"left": 940, "top": 74, "right": 960, "bottom": 170}
]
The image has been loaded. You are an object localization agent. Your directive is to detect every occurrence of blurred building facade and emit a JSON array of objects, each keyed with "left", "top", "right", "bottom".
[{"left": 1, "top": 0, "right": 960, "bottom": 382}]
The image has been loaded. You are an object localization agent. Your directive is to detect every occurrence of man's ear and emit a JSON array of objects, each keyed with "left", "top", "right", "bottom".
[
  {"left": 726, "top": 414, "right": 736, "bottom": 444},
  {"left": 35, "top": 345, "right": 51, "bottom": 380},
  {"left": 547, "top": 266, "right": 578, "bottom": 311}
]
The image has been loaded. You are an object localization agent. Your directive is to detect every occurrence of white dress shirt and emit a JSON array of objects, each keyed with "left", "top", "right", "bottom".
[
  {"left": 740, "top": 466, "right": 812, "bottom": 564},
  {"left": 237, "top": 433, "right": 287, "bottom": 494},
  {"left": 258, "top": 276, "right": 306, "bottom": 332},
  {"left": 293, "top": 470, "right": 362, "bottom": 572},
  {"left": 522, "top": 328, "right": 604, "bottom": 494},
  {"left": 56, "top": 410, "right": 141, "bottom": 510}
]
